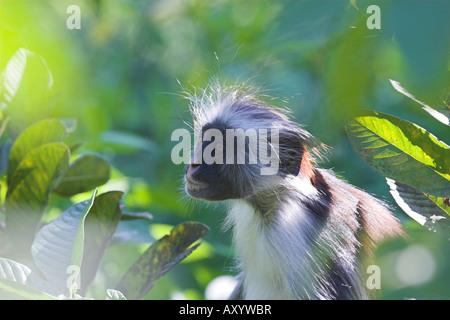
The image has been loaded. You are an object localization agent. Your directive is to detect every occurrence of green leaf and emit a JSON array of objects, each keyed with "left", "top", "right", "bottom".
[
  {"left": 5, "top": 142, "right": 70, "bottom": 250},
  {"left": 0, "top": 48, "right": 41, "bottom": 109},
  {"left": 390, "top": 79, "right": 450, "bottom": 127},
  {"left": 0, "top": 47, "right": 26, "bottom": 109},
  {"left": 7, "top": 119, "right": 68, "bottom": 186},
  {"left": 346, "top": 111, "right": 450, "bottom": 198},
  {"left": 386, "top": 179, "right": 450, "bottom": 232},
  {"left": 0, "top": 278, "right": 56, "bottom": 300},
  {"left": 0, "top": 116, "right": 10, "bottom": 140},
  {"left": 0, "top": 48, "right": 54, "bottom": 132},
  {"left": 53, "top": 154, "right": 111, "bottom": 197},
  {"left": 80, "top": 191, "right": 123, "bottom": 293},
  {"left": 115, "top": 221, "right": 209, "bottom": 299},
  {"left": 31, "top": 189, "right": 97, "bottom": 292},
  {"left": 0, "top": 257, "right": 61, "bottom": 297},
  {"left": 71, "top": 189, "right": 97, "bottom": 270}
]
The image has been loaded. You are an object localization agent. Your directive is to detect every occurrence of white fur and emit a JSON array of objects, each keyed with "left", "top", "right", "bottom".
[
  {"left": 225, "top": 176, "right": 322, "bottom": 299},
  {"left": 227, "top": 200, "right": 297, "bottom": 299}
]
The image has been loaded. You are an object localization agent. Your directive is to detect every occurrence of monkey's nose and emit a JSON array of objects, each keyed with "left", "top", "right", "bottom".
[{"left": 186, "top": 163, "right": 200, "bottom": 176}]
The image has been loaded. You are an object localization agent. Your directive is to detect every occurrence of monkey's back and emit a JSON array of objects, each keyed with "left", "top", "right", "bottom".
[
  {"left": 229, "top": 169, "right": 405, "bottom": 300},
  {"left": 306, "top": 169, "right": 405, "bottom": 299},
  {"left": 317, "top": 169, "right": 404, "bottom": 248}
]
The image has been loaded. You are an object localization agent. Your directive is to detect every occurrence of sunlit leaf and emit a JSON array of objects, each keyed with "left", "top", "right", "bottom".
[
  {"left": 5, "top": 142, "right": 70, "bottom": 250},
  {"left": 0, "top": 48, "right": 54, "bottom": 132},
  {"left": 7, "top": 119, "right": 68, "bottom": 186},
  {"left": 390, "top": 79, "right": 450, "bottom": 126},
  {"left": 80, "top": 191, "right": 123, "bottom": 293},
  {"left": 346, "top": 111, "right": 450, "bottom": 198},
  {"left": 386, "top": 178, "right": 449, "bottom": 232},
  {"left": 53, "top": 154, "right": 110, "bottom": 197},
  {"left": 0, "top": 257, "right": 61, "bottom": 297},
  {"left": 115, "top": 222, "right": 209, "bottom": 299},
  {"left": 0, "top": 48, "right": 51, "bottom": 109},
  {"left": 31, "top": 189, "right": 97, "bottom": 292},
  {"left": 0, "top": 47, "right": 27, "bottom": 109},
  {"left": 0, "top": 116, "right": 10, "bottom": 140},
  {"left": 0, "top": 278, "right": 56, "bottom": 300},
  {"left": 106, "top": 289, "right": 127, "bottom": 300}
]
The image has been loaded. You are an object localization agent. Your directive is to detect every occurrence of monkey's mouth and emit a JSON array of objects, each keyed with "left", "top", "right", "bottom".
[{"left": 185, "top": 176, "right": 210, "bottom": 198}]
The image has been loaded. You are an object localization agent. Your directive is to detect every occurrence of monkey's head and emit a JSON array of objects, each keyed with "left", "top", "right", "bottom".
[{"left": 184, "top": 82, "right": 321, "bottom": 201}]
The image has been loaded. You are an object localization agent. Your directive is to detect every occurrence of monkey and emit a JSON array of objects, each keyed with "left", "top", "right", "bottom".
[{"left": 183, "top": 82, "right": 405, "bottom": 300}]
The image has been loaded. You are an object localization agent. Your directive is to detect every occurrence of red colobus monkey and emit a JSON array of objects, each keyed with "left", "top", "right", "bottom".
[{"left": 183, "top": 82, "right": 404, "bottom": 300}]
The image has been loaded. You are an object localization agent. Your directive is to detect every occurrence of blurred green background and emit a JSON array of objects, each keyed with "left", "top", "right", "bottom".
[{"left": 1, "top": 0, "right": 449, "bottom": 299}]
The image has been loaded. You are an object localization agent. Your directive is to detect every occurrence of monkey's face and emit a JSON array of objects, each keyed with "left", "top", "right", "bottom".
[
  {"left": 184, "top": 125, "right": 252, "bottom": 201},
  {"left": 183, "top": 84, "right": 316, "bottom": 201},
  {"left": 184, "top": 120, "right": 305, "bottom": 201}
]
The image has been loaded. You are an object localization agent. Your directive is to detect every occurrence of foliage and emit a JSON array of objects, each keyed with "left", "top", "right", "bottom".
[
  {"left": 0, "top": 47, "right": 208, "bottom": 299},
  {"left": 346, "top": 82, "right": 450, "bottom": 231},
  {"left": 346, "top": 82, "right": 450, "bottom": 299},
  {"left": 115, "top": 222, "right": 209, "bottom": 300},
  {"left": 0, "top": 192, "right": 208, "bottom": 299}
]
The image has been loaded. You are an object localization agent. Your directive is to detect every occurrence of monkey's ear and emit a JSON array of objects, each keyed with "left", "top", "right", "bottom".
[
  {"left": 280, "top": 149, "right": 302, "bottom": 176},
  {"left": 279, "top": 144, "right": 315, "bottom": 180},
  {"left": 277, "top": 134, "right": 304, "bottom": 176},
  {"left": 298, "top": 149, "right": 316, "bottom": 183}
]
